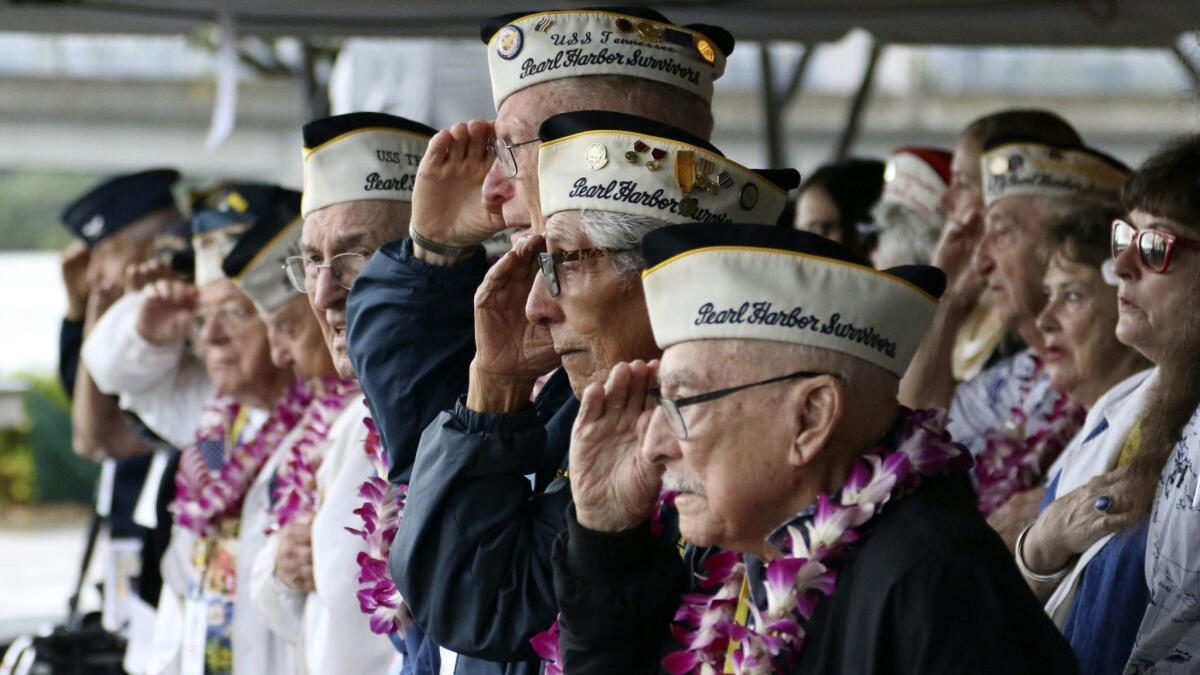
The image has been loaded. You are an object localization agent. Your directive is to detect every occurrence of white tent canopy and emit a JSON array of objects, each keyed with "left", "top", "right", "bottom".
[{"left": 4, "top": 0, "right": 1200, "bottom": 47}]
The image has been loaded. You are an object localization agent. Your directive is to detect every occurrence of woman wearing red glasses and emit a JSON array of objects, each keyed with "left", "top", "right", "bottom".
[{"left": 1099, "top": 135, "right": 1200, "bottom": 673}]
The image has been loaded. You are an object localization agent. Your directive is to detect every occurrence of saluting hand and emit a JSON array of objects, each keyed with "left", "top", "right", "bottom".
[
  {"left": 60, "top": 241, "right": 91, "bottom": 321},
  {"left": 570, "top": 360, "right": 664, "bottom": 533},
  {"left": 932, "top": 209, "right": 986, "bottom": 312},
  {"left": 124, "top": 259, "right": 176, "bottom": 295},
  {"left": 137, "top": 278, "right": 198, "bottom": 346},
  {"left": 467, "top": 233, "right": 558, "bottom": 411},
  {"left": 411, "top": 119, "right": 507, "bottom": 259}
]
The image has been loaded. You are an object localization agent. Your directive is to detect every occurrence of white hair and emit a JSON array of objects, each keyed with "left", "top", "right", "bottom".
[
  {"left": 577, "top": 209, "right": 673, "bottom": 284},
  {"left": 870, "top": 202, "right": 942, "bottom": 268}
]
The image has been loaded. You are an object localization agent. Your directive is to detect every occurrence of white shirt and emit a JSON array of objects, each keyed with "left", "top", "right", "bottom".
[
  {"left": 249, "top": 399, "right": 398, "bottom": 675},
  {"left": 146, "top": 409, "right": 297, "bottom": 675},
  {"left": 1041, "top": 368, "right": 1156, "bottom": 622},
  {"left": 82, "top": 292, "right": 213, "bottom": 449}
]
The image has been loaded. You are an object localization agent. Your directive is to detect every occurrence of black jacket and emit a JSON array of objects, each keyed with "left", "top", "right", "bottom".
[{"left": 553, "top": 474, "right": 1080, "bottom": 674}]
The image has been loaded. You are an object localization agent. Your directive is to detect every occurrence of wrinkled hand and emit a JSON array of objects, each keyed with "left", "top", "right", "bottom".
[
  {"left": 124, "top": 259, "right": 176, "bottom": 295},
  {"left": 274, "top": 515, "right": 315, "bottom": 592},
  {"left": 411, "top": 119, "right": 507, "bottom": 252},
  {"left": 987, "top": 486, "right": 1046, "bottom": 553},
  {"left": 470, "top": 234, "right": 558, "bottom": 387},
  {"left": 570, "top": 360, "right": 664, "bottom": 533},
  {"left": 84, "top": 282, "right": 123, "bottom": 333},
  {"left": 1022, "top": 466, "right": 1140, "bottom": 574},
  {"left": 932, "top": 212, "right": 986, "bottom": 312},
  {"left": 61, "top": 241, "right": 91, "bottom": 321},
  {"left": 137, "top": 279, "right": 198, "bottom": 346}
]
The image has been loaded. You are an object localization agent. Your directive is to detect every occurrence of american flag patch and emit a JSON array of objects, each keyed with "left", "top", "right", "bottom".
[{"left": 197, "top": 439, "right": 227, "bottom": 470}]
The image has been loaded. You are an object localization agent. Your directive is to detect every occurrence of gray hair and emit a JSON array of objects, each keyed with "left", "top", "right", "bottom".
[
  {"left": 578, "top": 209, "right": 673, "bottom": 284},
  {"left": 554, "top": 75, "right": 714, "bottom": 139},
  {"left": 870, "top": 202, "right": 942, "bottom": 267}
]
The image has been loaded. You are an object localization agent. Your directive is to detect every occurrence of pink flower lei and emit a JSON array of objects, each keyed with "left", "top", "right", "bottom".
[
  {"left": 974, "top": 356, "right": 1085, "bottom": 516},
  {"left": 172, "top": 378, "right": 312, "bottom": 539},
  {"left": 532, "top": 408, "right": 970, "bottom": 675},
  {"left": 266, "top": 376, "right": 361, "bottom": 534},
  {"left": 345, "top": 409, "right": 411, "bottom": 636}
]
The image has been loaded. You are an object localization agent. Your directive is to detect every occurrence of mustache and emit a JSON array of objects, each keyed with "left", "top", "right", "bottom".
[{"left": 662, "top": 472, "right": 705, "bottom": 497}]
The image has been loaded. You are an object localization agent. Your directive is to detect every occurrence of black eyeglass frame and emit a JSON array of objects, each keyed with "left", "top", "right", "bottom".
[
  {"left": 651, "top": 370, "right": 843, "bottom": 440},
  {"left": 487, "top": 137, "right": 540, "bottom": 179},
  {"left": 536, "top": 247, "right": 634, "bottom": 297}
]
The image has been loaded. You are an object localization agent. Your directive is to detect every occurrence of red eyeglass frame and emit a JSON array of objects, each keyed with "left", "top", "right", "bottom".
[{"left": 1111, "top": 219, "right": 1200, "bottom": 273}]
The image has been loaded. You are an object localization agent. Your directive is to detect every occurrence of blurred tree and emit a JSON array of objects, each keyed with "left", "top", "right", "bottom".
[{"left": 0, "top": 170, "right": 99, "bottom": 251}]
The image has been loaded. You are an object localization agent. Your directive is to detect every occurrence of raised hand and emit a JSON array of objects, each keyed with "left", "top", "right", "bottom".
[
  {"left": 124, "top": 259, "right": 176, "bottom": 295},
  {"left": 137, "top": 278, "right": 198, "bottom": 346},
  {"left": 411, "top": 119, "right": 507, "bottom": 255},
  {"left": 933, "top": 209, "right": 986, "bottom": 310},
  {"left": 570, "top": 360, "right": 664, "bottom": 533},
  {"left": 466, "top": 233, "right": 558, "bottom": 411},
  {"left": 84, "top": 281, "right": 124, "bottom": 333},
  {"left": 274, "top": 514, "right": 316, "bottom": 593},
  {"left": 61, "top": 241, "right": 91, "bottom": 321}
]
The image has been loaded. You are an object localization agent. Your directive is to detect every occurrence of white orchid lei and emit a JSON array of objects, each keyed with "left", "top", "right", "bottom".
[
  {"left": 171, "top": 378, "right": 312, "bottom": 538},
  {"left": 533, "top": 407, "right": 970, "bottom": 675},
  {"left": 344, "top": 411, "right": 412, "bottom": 635},
  {"left": 265, "top": 376, "right": 361, "bottom": 534}
]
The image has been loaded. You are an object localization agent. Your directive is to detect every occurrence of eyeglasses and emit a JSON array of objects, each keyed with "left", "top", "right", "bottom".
[
  {"left": 192, "top": 300, "right": 258, "bottom": 338},
  {"left": 283, "top": 252, "right": 370, "bottom": 293},
  {"left": 1111, "top": 219, "right": 1200, "bottom": 274},
  {"left": 536, "top": 247, "right": 632, "bottom": 297},
  {"left": 651, "top": 370, "right": 842, "bottom": 440},
  {"left": 487, "top": 137, "right": 539, "bottom": 179}
]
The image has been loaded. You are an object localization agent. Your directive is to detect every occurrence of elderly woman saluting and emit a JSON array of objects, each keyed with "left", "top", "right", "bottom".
[{"left": 1013, "top": 200, "right": 1150, "bottom": 675}]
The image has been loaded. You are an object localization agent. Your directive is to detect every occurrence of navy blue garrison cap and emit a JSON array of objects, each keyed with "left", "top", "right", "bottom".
[{"left": 60, "top": 168, "right": 180, "bottom": 246}]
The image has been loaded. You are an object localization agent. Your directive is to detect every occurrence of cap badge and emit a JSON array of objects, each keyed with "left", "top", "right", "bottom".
[
  {"left": 533, "top": 16, "right": 554, "bottom": 33},
  {"left": 81, "top": 215, "right": 105, "bottom": 239},
  {"left": 678, "top": 197, "right": 699, "bottom": 217},
  {"left": 586, "top": 143, "right": 609, "bottom": 171},
  {"left": 615, "top": 17, "right": 634, "bottom": 33},
  {"left": 635, "top": 21, "right": 664, "bottom": 43},
  {"left": 674, "top": 150, "right": 697, "bottom": 194},
  {"left": 646, "top": 147, "right": 666, "bottom": 171},
  {"left": 695, "top": 37, "right": 716, "bottom": 64},
  {"left": 739, "top": 183, "right": 759, "bottom": 211},
  {"left": 221, "top": 191, "right": 249, "bottom": 213},
  {"left": 496, "top": 25, "right": 524, "bottom": 60},
  {"left": 627, "top": 140, "right": 665, "bottom": 170}
]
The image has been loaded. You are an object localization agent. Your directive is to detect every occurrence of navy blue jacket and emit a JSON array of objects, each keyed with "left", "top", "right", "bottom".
[{"left": 350, "top": 237, "right": 576, "bottom": 674}]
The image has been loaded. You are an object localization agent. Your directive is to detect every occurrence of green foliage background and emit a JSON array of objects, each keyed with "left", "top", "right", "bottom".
[
  {"left": 0, "top": 170, "right": 101, "bottom": 251},
  {"left": 0, "top": 374, "right": 97, "bottom": 507}
]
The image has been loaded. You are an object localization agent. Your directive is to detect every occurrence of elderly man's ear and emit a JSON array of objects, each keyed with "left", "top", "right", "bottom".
[{"left": 788, "top": 375, "right": 844, "bottom": 468}]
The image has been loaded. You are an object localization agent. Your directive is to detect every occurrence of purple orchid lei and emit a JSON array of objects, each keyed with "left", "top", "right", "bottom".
[
  {"left": 660, "top": 407, "right": 970, "bottom": 674},
  {"left": 171, "top": 378, "right": 312, "bottom": 539},
  {"left": 344, "top": 410, "right": 412, "bottom": 636},
  {"left": 974, "top": 357, "right": 1085, "bottom": 516},
  {"left": 265, "top": 376, "right": 361, "bottom": 534}
]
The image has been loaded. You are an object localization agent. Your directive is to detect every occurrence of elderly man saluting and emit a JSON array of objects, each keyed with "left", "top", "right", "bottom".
[{"left": 551, "top": 224, "right": 1079, "bottom": 674}]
